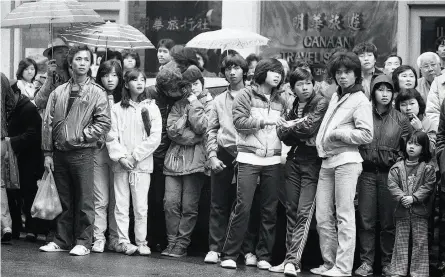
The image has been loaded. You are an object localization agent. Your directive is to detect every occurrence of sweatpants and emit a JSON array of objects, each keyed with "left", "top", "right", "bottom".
[
  {"left": 221, "top": 162, "right": 280, "bottom": 262},
  {"left": 114, "top": 171, "right": 151, "bottom": 246},
  {"left": 284, "top": 157, "right": 321, "bottom": 267}
]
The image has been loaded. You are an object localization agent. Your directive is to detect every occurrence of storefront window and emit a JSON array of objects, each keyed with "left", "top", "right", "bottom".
[{"left": 421, "top": 16, "right": 445, "bottom": 53}]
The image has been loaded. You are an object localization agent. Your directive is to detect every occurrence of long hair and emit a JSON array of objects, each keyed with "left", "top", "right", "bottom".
[
  {"left": 121, "top": 68, "right": 146, "bottom": 108},
  {"left": 253, "top": 58, "right": 285, "bottom": 88},
  {"left": 394, "top": 88, "right": 426, "bottom": 116},
  {"left": 16, "top": 58, "right": 38, "bottom": 82},
  {"left": 95, "top": 60, "right": 124, "bottom": 103},
  {"left": 392, "top": 65, "right": 418, "bottom": 92},
  {"left": 328, "top": 52, "right": 362, "bottom": 86},
  {"left": 122, "top": 50, "right": 141, "bottom": 69},
  {"left": 402, "top": 131, "right": 432, "bottom": 163}
]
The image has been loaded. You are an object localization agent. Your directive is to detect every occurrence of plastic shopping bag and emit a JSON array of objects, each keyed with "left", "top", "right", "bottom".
[{"left": 31, "top": 171, "right": 62, "bottom": 220}]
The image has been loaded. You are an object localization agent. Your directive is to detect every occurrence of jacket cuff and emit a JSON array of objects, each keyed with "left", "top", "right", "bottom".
[
  {"left": 44, "top": 151, "right": 53, "bottom": 157},
  {"left": 412, "top": 195, "right": 419, "bottom": 203},
  {"left": 8, "top": 136, "right": 20, "bottom": 154},
  {"left": 208, "top": 151, "right": 217, "bottom": 159}
]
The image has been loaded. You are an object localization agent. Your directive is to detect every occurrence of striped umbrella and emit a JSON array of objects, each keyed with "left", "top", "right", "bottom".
[
  {"left": 59, "top": 21, "right": 155, "bottom": 50},
  {"left": 1, "top": 0, "right": 103, "bottom": 28}
]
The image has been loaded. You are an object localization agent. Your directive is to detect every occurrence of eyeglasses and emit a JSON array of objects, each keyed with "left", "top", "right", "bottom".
[{"left": 422, "top": 63, "right": 438, "bottom": 70}]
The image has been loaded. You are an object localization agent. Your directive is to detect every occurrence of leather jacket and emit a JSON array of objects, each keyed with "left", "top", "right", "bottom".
[{"left": 42, "top": 77, "right": 111, "bottom": 154}]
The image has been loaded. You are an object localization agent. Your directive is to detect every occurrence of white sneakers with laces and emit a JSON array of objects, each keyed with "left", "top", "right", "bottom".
[
  {"left": 39, "top": 242, "right": 68, "bottom": 252},
  {"left": 69, "top": 245, "right": 90, "bottom": 256},
  {"left": 220, "top": 259, "right": 237, "bottom": 269},
  {"left": 92, "top": 239, "right": 105, "bottom": 253},
  {"left": 137, "top": 244, "right": 151, "bottom": 256},
  {"left": 204, "top": 251, "right": 220, "bottom": 264},
  {"left": 257, "top": 260, "right": 272, "bottom": 270},
  {"left": 244, "top": 253, "right": 257, "bottom": 266}
]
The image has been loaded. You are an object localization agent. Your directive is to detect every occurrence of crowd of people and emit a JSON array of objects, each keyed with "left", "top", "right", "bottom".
[{"left": 2, "top": 35, "right": 445, "bottom": 277}]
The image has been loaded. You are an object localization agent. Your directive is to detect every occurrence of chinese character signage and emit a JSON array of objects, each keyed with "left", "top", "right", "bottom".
[
  {"left": 260, "top": 1, "right": 398, "bottom": 80},
  {"left": 129, "top": 1, "right": 222, "bottom": 76}
]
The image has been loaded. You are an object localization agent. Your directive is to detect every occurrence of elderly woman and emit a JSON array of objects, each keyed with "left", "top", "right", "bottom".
[
  {"left": 311, "top": 52, "right": 373, "bottom": 277},
  {"left": 417, "top": 52, "right": 442, "bottom": 103}
]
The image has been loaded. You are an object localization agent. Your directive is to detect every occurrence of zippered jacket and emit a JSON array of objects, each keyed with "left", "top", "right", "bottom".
[
  {"left": 278, "top": 92, "right": 329, "bottom": 160},
  {"left": 388, "top": 160, "right": 436, "bottom": 218},
  {"left": 205, "top": 89, "right": 238, "bottom": 159},
  {"left": 316, "top": 84, "right": 373, "bottom": 158},
  {"left": 232, "top": 84, "right": 286, "bottom": 158},
  {"left": 106, "top": 99, "right": 162, "bottom": 173},
  {"left": 42, "top": 77, "right": 111, "bottom": 154},
  {"left": 163, "top": 90, "right": 212, "bottom": 176}
]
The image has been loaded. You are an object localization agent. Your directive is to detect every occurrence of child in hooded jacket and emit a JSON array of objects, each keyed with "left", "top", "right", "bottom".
[
  {"left": 162, "top": 65, "right": 212, "bottom": 258},
  {"left": 106, "top": 69, "right": 162, "bottom": 256},
  {"left": 388, "top": 131, "right": 435, "bottom": 277}
]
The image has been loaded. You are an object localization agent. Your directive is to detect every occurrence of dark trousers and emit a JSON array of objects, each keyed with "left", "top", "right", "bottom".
[
  {"left": 440, "top": 185, "right": 445, "bottom": 263},
  {"left": 146, "top": 157, "right": 167, "bottom": 249},
  {"left": 222, "top": 162, "right": 280, "bottom": 262},
  {"left": 284, "top": 157, "right": 321, "bottom": 267},
  {"left": 357, "top": 171, "right": 395, "bottom": 267},
  {"left": 208, "top": 148, "right": 257, "bottom": 254},
  {"left": 53, "top": 148, "right": 95, "bottom": 249}
]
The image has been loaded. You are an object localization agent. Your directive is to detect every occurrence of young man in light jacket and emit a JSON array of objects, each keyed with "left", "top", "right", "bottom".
[
  {"left": 311, "top": 52, "right": 373, "bottom": 277},
  {"left": 220, "top": 58, "right": 287, "bottom": 270}
]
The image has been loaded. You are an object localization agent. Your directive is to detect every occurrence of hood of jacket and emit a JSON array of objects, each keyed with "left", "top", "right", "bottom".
[
  {"left": 370, "top": 74, "right": 394, "bottom": 102},
  {"left": 336, "top": 83, "right": 364, "bottom": 99}
]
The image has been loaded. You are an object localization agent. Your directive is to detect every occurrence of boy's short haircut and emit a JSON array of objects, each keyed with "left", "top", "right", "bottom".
[
  {"left": 253, "top": 58, "right": 285, "bottom": 88},
  {"left": 220, "top": 54, "right": 248, "bottom": 81},
  {"left": 289, "top": 68, "right": 315, "bottom": 89},
  {"left": 157, "top": 38, "right": 175, "bottom": 50},
  {"left": 352, "top": 42, "right": 378, "bottom": 59},
  {"left": 328, "top": 52, "right": 362, "bottom": 86},
  {"left": 435, "top": 36, "right": 445, "bottom": 49},
  {"left": 385, "top": 54, "right": 402, "bottom": 65}
]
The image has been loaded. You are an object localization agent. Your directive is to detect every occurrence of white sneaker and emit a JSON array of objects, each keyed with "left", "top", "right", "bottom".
[
  {"left": 137, "top": 244, "right": 151, "bottom": 256},
  {"left": 220, "top": 259, "right": 237, "bottom": 269},
  {"left": 204, "top": 251, "right": 220, "bottom": 264},
  {"left": 269, "top": 262, "right": 285, "bottom": 273},
  {"left": 244, "top": 252, "right": 257, "bottom": 266},
  {"left": 311, "top": 264, "right": 333, "bottom": 275},
  {"left": 92, "top": 239, "right": 105, "bottom": 253},
  {"left": 284, "top": 263, "right": 298, "bottom": 277},
  {"left": 39, "top": 242, "right": 68, "bottom": 252},
  {"left": 69, "top": 245, "right": 90, "bottom": 256},
  {"left": 257, "top": 260, "right": 272, "bottom": 270},
  {"left": 321, "top": 266, "right": 351, "bottom": 277},
  {"left": 115, "top": 242, "right": 138, "bottom": 256}
]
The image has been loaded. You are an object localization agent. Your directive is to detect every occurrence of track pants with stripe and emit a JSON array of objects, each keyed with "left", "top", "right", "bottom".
[{"left": 284, "top": 157, "right": 321, "bottom": 267}]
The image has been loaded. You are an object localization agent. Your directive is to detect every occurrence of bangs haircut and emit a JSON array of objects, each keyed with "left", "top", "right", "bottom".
[
  {"left": 96, "top": 60, "right": 124, "bottom": 103},
  {"left": 435, "top": 36, "right": 445, "bottom": 48},
  {"left": 385, "top": 54, "right": 402, "bottom": 65},
  {"left": 253, "top": 58, "right": 285, "bottom": 87},
  {"left": 16, "top": 58, "right": 38, "bottom": 82},
  {"left": 121, "top": 68, "right": 147, "bottom": 108},
  {"left": 289, "top": 68, "right": 314, "bottom": 89},
  {"left": 392, "top": 65, "right": 418, "bottom": 92},
  {"left": 352, "top": 42, "right": 378, "bottom": 59},
  {"left": 403, "top": 131, "right": 432, "bottom": 163},
  {"left": 157, "top": 38, "right": 175, "bottom": 50},
  {"left": 328, "top": 52, "right": 362, "bottom": 86},
  {"left": 394, "top": 88, "right": 426, "bottom": 116},
  {"left": 371, "top": 81, "right": 394, "bottom": 104},
  {"left": 122, "top": 50, "right": 141, "bottom": 68},
  {"left": 220, "top": 54, "right": 248, "bottom": 81}
]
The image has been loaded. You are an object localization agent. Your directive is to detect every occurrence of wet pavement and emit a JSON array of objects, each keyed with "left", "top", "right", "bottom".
[{"left": 1, "top": 238, "right": 321, "bottom": 277}]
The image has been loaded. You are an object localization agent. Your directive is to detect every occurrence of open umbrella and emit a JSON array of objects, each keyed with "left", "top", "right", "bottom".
[
  {"left": 1, "top": 0, "right": 103, "bottom": 28},
  {"left": 59, "top": 21, "right": 155, "bottom": 50},
  {"left": 185, "top": 28, "right": 269, "bottom": 50}
]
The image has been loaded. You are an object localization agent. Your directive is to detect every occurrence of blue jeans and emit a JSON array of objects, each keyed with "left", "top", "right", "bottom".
[
  {"left": 164, "top": 173, "right": 204, "bottom": 248},
  {"left": 53, "top": 148, "right": 95, "bottom": 249},
  {"left": 315, "top": 163, "right": 362, "bottom": 274}
]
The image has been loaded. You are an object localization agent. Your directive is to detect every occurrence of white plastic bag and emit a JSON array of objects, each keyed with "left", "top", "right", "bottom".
[{"left": 31, "top": 171, "right": 62, "bottom": 220}]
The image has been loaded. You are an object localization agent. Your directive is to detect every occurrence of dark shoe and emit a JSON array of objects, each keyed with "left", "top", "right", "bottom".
[
  {"left": 25, "top": 233, "right": 37, "bottom": 242},
  {"left": 161, "top": 243, "right": 175, "bottom": 256},
  {"left": 169, "top": 245, "right": 187, "bottom": 258},
  {"left": 1, "top": 228, "right": 12, "bottom": 243}
]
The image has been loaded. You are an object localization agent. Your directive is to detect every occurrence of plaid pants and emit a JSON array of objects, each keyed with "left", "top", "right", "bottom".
[{"left": 390, "top": 215, "right": 429, "bottom": 277}]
